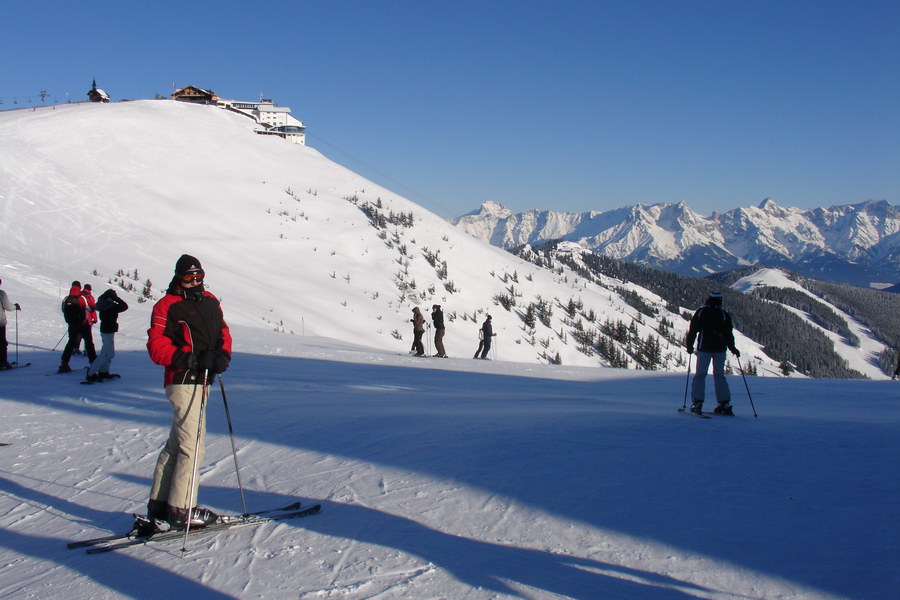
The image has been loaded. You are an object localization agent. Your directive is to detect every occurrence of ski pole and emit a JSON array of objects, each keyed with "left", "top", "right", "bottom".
[
  {"left": 182, "top": 375, "right": 208, "bottom": 553},
  {"left": 736, "top": 356, "right": 758, "bottom": 418},
  {"left": 219, "top": 375, "right": 249, "bottom": 517},
  {"left": 14, "top": 307, "right": 19, "bottom": 364},
  {"left": 52, "top": 328, "right": 67, "bottom": 351},
  {"left": 682, "top": 353, "right": 693, "bottom": 411}
]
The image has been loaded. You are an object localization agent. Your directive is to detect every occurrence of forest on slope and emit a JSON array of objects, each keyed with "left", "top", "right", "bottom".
[{"left": 514, "top": 243, "right": 893, "bottom": 379}]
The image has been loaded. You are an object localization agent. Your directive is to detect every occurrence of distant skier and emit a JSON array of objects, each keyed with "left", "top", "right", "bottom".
[
  {"left": 685, "top": 291, "right": 739, "bottom": 415},
  {"left": 144, "top": 254, "right": 232, "bottom": 531},
  {"left": 411, "top": 307, "right": 425, "bottom": 356},
  {"left": 431, "top": 304, "right": 447, "bottom": 357},
  {"left": 0, "top": 278, "right": 22, "bottom": 369},
  {"left": 474, "top": 314, "right": 495, "bottom": 359},
  {"left": 59, "top": 281, "right": 96, "bottom": 373},
  {"left": 85, "top": 289, "right": 129, "bottom": 383},
  {"left": 73, "top": 283, "right": 98, "bottom": 356},
  {"left": 82, "top": 284, "right": 98, "bottom": 325}
]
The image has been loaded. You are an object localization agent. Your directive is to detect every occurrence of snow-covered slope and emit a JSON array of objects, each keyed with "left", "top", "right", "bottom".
[
  {"left": 731, "top": 268, "right": 886, "bottom": 379},
  {"left": 0, "top": 329, "right": 898, "bottom": 599},
  {"left": 454, "top": 199, "right": 899, "bottom": 287},
  {"left": 0, "top": 100, "right": 670, "bottom": 370},
  {"left": 0, "top": 100, "right": 775, "bottom": 376}
]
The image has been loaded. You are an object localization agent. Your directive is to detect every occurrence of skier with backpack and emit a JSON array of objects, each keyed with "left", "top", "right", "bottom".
[
  {"left": 474, "top": 314, "right": 495, "bottom": 359},
  {"left": 59, "top": 282, "right": 96, "bottom": 373},
  {"left": 685, "top": 291, "right": 740, "bottom": 415}
]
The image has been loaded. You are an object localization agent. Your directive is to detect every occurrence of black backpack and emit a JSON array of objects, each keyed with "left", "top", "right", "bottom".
[{"left": 61, "top": 296, "right": 83, "bottom": 325}]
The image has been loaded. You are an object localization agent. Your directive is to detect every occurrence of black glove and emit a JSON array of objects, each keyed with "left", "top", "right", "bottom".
[
  {"left": 197, "top": 350, "right": 215, "bottom": 371},
  {"left": 730, "top": 347, "right": 740, "bottom": 358},
  {"left": 14, "top": 303, "right": 20, "bottom": 311},
  {"left": 685, "top": 344, "right": 694, "bottom": 354},
  {"left": 171, "top": 350, "right": 197, "bottom": 371},
  {"left": 197, "top": 349, "right": 230, "bottom": 374},
  {"left": 213, "top": 350, "right": 230, "bottom": 374}
]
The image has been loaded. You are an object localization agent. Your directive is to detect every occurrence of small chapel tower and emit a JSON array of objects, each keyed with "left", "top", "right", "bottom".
[{"left": 87, "top": 79, "right": 110, "bottom": 103}]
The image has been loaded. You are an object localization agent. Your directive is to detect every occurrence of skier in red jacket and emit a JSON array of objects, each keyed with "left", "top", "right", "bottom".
[{"left": 144, "top": 254, "right": 232, "bottom": 531}]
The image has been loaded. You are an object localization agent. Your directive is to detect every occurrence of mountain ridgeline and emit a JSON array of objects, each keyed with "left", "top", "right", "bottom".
[
  {"left": 455, "top": 199, "right": 899, "bottom": 288},
  {"left": 514, "top": 241, "right": 900, "bottom": 379}
]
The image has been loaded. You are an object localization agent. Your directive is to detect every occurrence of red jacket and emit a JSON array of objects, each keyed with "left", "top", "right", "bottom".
[
  {"left": 147, "top": 287, "right": 232, "bottom": 386},
  {"left": 82, "top": 290, "right": 97, "bottom": 324}
]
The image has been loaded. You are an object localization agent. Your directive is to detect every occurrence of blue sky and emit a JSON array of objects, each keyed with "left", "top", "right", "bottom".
[{"left": 3, "top": 0, "right": 897, "bottom": 219}]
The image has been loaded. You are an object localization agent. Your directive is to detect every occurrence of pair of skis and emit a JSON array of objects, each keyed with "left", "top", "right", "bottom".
[
  {"left": 677, "top": 407, "right": 735, "bottom": 419},
  {"left": 0, "top": 361, "right": 31, "bottom": 370},
  {"left": 67, "top": 500, "right": 321, "bottom": 554}
]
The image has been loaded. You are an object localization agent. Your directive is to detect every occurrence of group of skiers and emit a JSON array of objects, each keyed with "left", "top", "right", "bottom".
[
  {"left": 409, "top": 305, "right": 496, "bottom": 359},
  {"left": 1, "top": 257, "right": 229, "bottom": 534},
  {"left": 409, "top": 304, "right": 449, "bottom": 357},
  {"left": 404, "top": 290, "right": 741, "bottom": 413},
  {"left": 58, "top": 281, "right": 129, "bottom": 382}
]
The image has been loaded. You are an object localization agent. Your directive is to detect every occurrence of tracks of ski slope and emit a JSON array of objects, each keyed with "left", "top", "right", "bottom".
[{"left": 297, "top": 563, "right": 438, "bottom": 599}]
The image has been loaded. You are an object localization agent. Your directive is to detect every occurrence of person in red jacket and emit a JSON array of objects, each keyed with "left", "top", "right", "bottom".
[
  {"left": 144, "top": 254, "right": 232, "bottom": 531},
  {"left": 82, "top": 284, "right": 98, "bottom": 325}
]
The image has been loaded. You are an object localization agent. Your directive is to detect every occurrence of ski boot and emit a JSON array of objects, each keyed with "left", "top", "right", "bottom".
[
  {"left": 713, "top": 403, "right": 734, "bottom": 416},
  {"left": 131, "top": 499, "right": 171, "bottom": 536},
  {"left": 689, "top": 402, "right": 703, "bottom": 415},
  {"left": 167, "top": 506, "right": 220, "bottom": 529},
  {"left": 130, "top": 515, "right": 171, "bottom": 537}
]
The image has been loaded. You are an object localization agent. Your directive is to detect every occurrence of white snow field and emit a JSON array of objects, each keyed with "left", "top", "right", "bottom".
[{"left": 0, "top": 324, "right": 897, "bottom": 599}]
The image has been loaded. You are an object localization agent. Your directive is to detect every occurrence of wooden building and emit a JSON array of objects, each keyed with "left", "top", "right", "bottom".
[{"left": 172, "top": 86, "right": 218, "bottom": 104}]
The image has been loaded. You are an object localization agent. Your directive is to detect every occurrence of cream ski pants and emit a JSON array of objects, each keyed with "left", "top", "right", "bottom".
[{"left": 149, "top": 383, "right": 207, "bottom": 509}]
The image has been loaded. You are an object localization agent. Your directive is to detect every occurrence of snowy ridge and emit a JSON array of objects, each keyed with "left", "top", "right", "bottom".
[{"left": 454, "top": 199, "right": 899, "bottom": 286}]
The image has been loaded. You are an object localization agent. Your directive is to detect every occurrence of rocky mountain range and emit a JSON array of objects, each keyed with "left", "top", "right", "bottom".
[{"left": 453, "top": 199, "right": 899, "bottom": 288}]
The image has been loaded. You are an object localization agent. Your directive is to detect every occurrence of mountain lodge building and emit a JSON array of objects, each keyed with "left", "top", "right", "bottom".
[{"left": 173, "top": 85, "right": 306, "bottom": 145}]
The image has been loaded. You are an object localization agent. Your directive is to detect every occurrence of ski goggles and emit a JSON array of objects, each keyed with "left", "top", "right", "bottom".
[{"left": 180, "top": 271, "right": 205, "bottom": 283}]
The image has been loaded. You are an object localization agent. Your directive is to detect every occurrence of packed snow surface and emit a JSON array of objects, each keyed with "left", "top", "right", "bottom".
[{"left": 0, "top": 321, "right": 897, "bottom": 599}]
